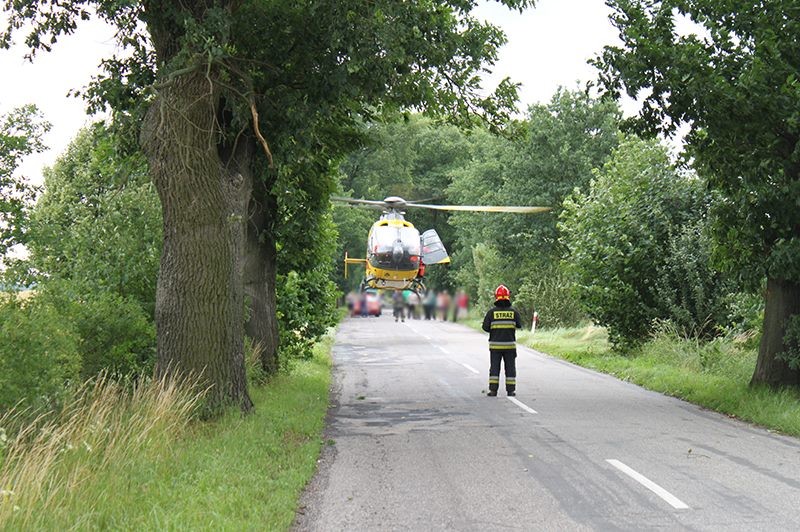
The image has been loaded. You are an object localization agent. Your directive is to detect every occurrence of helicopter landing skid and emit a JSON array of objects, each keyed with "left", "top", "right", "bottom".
[{"left": 364, "top": 276, "right": 426, "bottom": 294}]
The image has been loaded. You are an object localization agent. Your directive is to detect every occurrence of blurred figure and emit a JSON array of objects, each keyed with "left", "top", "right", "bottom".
[
  {"left": 392, "top": 290, "right": 405, "bottom": 322},
  {"left": 360, "top": 291, "right": 368, "bottom": 317},
  {"left": 453, "top": 289, "right": 469, "bottom": 322},
  {"left": 436, "top": 290, "right": 451, "bottom": 321},
  {"left": 423, "top": 289, "right": 437, "bottom": 320},
  {"left": 406, "top": 290, "right": 420, "bottom": 319},
  {"left": 346, "top": 291, "right": 357, "bottom": 316}
]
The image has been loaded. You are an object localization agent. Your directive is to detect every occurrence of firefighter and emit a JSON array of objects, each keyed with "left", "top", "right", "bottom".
[{"left": 481, "top": 284, "right": 523, "bottom": 397}]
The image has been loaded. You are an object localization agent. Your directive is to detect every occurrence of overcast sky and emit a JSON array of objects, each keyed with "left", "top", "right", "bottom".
[{"left": 0, "top": 0, "right": 620, "bottom": 183}]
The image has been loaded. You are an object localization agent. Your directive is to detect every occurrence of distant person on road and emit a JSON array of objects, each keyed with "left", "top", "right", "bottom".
[
  {"left": 453, "top": 289, "right": 468, "bottom": 322},
  {"left": 392, "top": 290, "right": 405, "bottom": 322},
  {"left": 436, "top": 290, "right": 451, "bottom": 321},
  {"left": 406, "top": 290, "right": 420, "bottom": 319},
  {"left": 481, "top": 284, "right": 523, "bottom": 397},
  {"left": 423, "top": 289, "right": 437, "bottom": 320},
  {"left": 346, "top": 291, "right": 357, "bottom": 315}
]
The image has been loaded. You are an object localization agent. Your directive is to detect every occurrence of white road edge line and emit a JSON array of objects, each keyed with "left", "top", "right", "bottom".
[
  {"left": 437, "top": 345, "right": 450, "bottom": 355},
  {"left": 460, "top": 362, "right": 480, "bottom": 374},
  {"left": 508, "top": 397, "right": 537, "bottom": 414},
  {"left": 606, "top": 459, "right": 689, "bottom": 510}
]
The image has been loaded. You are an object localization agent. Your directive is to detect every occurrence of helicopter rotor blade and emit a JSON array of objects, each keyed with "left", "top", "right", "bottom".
[
  {"left": 405, "top": 203, "right": 551, "bottom": 214},
  {"left": 330, "top": 196, "right": 389, "bottom": 208},
  {"left": 331, "top": 195, "right": 551, "bottom": 214}
]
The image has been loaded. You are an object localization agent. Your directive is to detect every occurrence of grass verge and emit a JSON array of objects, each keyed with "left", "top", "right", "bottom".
[
  {"left": 522, "top": 325, "right": 800, "bottom": 438},
  {"left": 0, "top": 336, "right": 332, "bottom": 530}
]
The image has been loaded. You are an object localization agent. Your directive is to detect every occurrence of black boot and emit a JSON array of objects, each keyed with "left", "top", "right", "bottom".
[{"left": 487, "top": 390, "right": 498, "bottom": 397}]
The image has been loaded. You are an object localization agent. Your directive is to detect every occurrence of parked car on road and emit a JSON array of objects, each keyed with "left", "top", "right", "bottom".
[{"left": 351, "top": 290, "right": 382, "bottom": 317}]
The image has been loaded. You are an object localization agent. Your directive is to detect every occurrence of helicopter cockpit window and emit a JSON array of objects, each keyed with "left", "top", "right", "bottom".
[{"left": 368, "top": 225, "right": 421, "bottom": 270}]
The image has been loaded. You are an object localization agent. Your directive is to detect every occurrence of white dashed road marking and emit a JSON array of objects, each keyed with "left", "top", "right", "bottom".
[
  {"left": 606, "top": 459, "right": 690, "bottom": 510},
  {"left": 508, "top": 397, "right": 538, "bottom": 414},
  {"left": 459, "top": 362, "right": 480, "bottom": 374}
]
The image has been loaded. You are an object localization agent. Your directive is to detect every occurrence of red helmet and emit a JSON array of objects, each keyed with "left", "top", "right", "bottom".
[{"left": 494, "top": 284, "right": 510, "bottom": 300}]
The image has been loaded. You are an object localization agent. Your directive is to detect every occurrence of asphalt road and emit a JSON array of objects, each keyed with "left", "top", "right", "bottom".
[{"left": 294, "top": 314, "right": 800, "bottom": 531}]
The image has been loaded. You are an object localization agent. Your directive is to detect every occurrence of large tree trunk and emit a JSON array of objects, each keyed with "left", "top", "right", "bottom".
[
  {"left": 244, "top": 177, "right": 280, "bottom": 374},
  {"left": 141, "top": 71, "right": 253, "bottom": 412},
  {"left": 750, "top": 277, "right": 800, "bottom": 387}
]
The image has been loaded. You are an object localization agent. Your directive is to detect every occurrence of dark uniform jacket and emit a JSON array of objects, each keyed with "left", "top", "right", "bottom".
[{"left": 481, "top": 299, "right": 523, "bottom": 351}]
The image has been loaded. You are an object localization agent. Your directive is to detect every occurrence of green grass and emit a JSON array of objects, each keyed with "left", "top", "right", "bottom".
[
  {"left": 0, "top": 337, "right": 332, "bottom": 530},
  {"left": 523, "top": 325, "right": 800, "bottom": 437}
]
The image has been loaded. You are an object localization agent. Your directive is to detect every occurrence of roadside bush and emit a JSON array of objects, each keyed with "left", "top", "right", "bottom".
[
  {"left": 515, "top": 264, "right": 586, "bottom": 328},
  {"left": 276, "top": 269, "right": 337, "bottom": 369},
  {"left": 560, "top": 136, "right": 732, "bottom": 348},
  {"left": 654, "top": 219, "right": 732, "bottom": 338},
  {"left": 37, "top": 284, "right": 156, "bottom": 379},
  {"left": 724, "top": 290, "right": 764, "bottom": 343},
  {"left": 0, "top": 297, "right": 81, "bottom": 412}
]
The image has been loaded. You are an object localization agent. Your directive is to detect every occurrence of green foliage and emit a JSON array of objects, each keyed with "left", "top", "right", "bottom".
[
  {"left": 778, "top": 315, "right": 800, "bottom": 370},
  {"left": 595, "top": 1, "right": 800, "bottom": 383},
  {"left": 0, "top": 339, "right": 331, "bottom": 530},
  {"left": 0, "top": 285, "right": 155, "bottom": 413},
  {"left": 560, "top": 135, "right": 730, "bottom": 347},
  {"left": 724, "top": 290, "right": 764, "bottom": 344},
  {"left": 276, "top": 270, "right": 337, "bottom": 368},
  {"left": 275, "top": 176, "right": 341, "bottom": 362},
  {"left": 0, "top": 104, "right": 50, "bottom": 256},
  {"left": 25, "top": 125, "right": 161, "bottom": 317},
  {"left": 0, "top": 297, "right": 81, "bottom": 412},
  {"left": 449, "top": 89, "right": 621, "bottom": 262},
  {"left": 595, "top": 1, "right": 800, "bottom": 286},
  {"left": 528, "top": 325, "right": 800, "bottom": 437},
  {"left": 0, "top": 124, "right": 160, "bottom": 392},
  {"left": 469, "top": 242, "right": 503, "bottom": 311},
  {"left": 37, "top": 284, "right": 156, "bottom": 379},
  {"left": 515, "top": 264, "right": 585, "bottom": 328},
  {"left": 447, "top": 90, "right": 621, "bottom": 312}
]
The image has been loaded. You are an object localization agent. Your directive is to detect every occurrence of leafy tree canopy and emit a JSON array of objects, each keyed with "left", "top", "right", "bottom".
[
  {"left": 594, "top": 0, "right": 800, "bottom": 288},
  {"left": 0, "top": 104, "right": 49, "bottom": 257},
  {"left": 447, "top": 89, "right": 621, "bottom": 310},
  {"left": 448, "top": 89, "right": 620, "bottom": 265},
  {"left": 25, "top": 124, "right": 161, "bottom": 316},
  {"left": 593, "top": 0, "right": 800, "bottom": 385}
]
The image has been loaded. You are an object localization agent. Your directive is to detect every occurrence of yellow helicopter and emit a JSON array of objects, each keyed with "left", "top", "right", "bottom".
[{"left": 333, "top": 196, "right": 550, "bottom": 292}]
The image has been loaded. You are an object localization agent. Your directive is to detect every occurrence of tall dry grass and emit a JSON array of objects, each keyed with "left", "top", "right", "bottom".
[{"left": 0, "top": 372, "right": 205, "bottom": 528}]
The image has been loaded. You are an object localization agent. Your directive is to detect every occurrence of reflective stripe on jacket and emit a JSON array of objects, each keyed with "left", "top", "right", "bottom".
[{"left": 482, "top": 300, "right": 522, "bottom": 350}]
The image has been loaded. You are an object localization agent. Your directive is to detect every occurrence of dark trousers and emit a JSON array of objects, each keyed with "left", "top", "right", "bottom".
[{"left": 489, "top": 350, "right": 517, "bottom": 393}]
